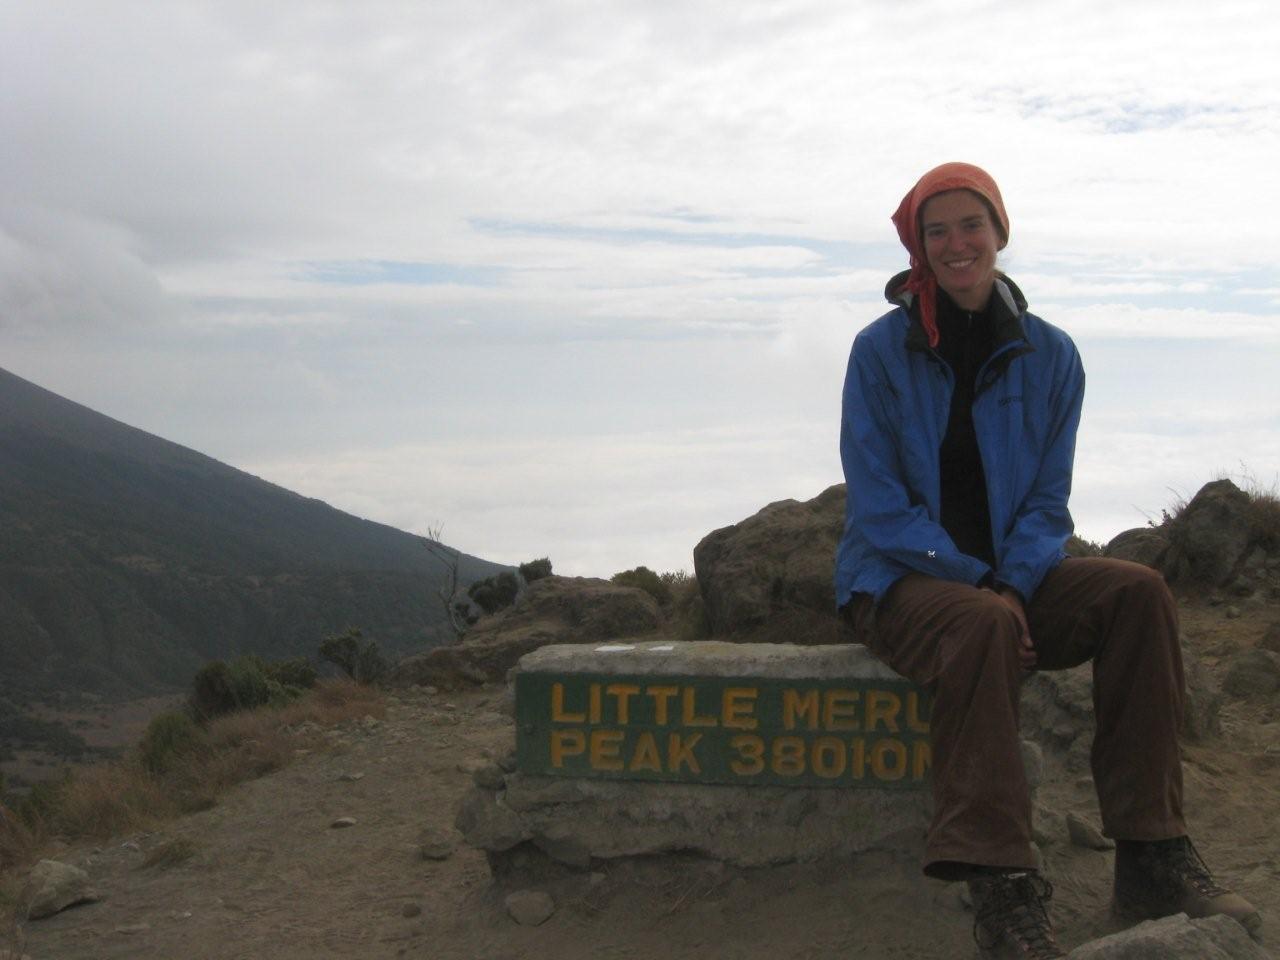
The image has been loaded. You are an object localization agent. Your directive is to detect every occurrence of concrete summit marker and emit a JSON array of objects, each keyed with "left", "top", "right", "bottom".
[{"left": 514, "top": 641, "right": 931, "bottom": 789}]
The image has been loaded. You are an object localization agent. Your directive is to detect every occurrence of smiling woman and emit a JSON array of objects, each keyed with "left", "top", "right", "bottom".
[{"left": 833, "top": 161, "right": 1261, "bottom": 958}]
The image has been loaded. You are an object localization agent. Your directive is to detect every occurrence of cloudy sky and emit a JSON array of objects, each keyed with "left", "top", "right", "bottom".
[{"left": 3, "top": 0, "right": 1278, "bottom": 577}]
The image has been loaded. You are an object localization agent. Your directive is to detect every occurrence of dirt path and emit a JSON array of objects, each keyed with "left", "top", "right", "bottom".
[{"left": 15, "top": 602, "right": 1280, "bottom": 960}]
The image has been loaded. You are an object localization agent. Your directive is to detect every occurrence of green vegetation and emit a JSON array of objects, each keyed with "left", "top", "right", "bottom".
[
  {"left": 139, "top": 710, "right": 209, "bottom": 775},
  {"left": 467, "top": 571, "right": 520, "bottom": 615},
  {"left": 611, "top": 566, "right": 672, "bottom": 606},
  {"left": 188, "top": 654, "right": 314, "bottom": 722},
  {"left": 518, "top": 557, "right": 553, "bottom": 583},
  {"left": 317, "top": 629, "right": 387, "bottom": 685}
]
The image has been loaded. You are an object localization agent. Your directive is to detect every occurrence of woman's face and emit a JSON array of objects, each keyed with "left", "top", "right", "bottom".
[{"left": 920, "top": 189, "right": 1002, "bottom": 311}]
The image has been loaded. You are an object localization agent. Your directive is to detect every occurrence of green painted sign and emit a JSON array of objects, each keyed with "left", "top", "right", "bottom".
[{"left": 515, "top": 671, "right": 932, "bottom": 789}]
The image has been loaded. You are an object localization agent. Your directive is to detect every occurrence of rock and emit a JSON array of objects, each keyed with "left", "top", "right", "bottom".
[
  {"left": 463, "top": 771, "right": 928, "bottom": 870},
  {"left": 532, "top": 824, "right": 593, "bottom": 869},
  {"left": 1066, "top": 813, "right": 1113, "bottom": 850},
  {"left": 337, "top": 771, "right": 365, "bottom": 782},
  {"left": 1181, "top": 636, "right": 1223, "bottom": 741},
  {"left": 1066, "top": 913, "right": 1269, "bottom": 958},
  {"left": 1222, "top": 649, "right": 1280, "bottom": 698},
  {"left": 1022, "top": 635, "right": 1222, "bottom": 751},
  {"left": 330, "top": 817, "right": 358, "bottom": 828},
  {"left": 387, "top": 577, "right": 663, "bottom": 689},
  {"left": 25, "top": 859, "right": 99, "bottom": 920},
  {"left": 455, "top": 789, "right": 531, "bottom": 852},
  {"left": 692, "top": 484, "right": 848, "bottom": 640},
  {"left": 417, "top": 827, "right": 458, "bottom": 861},
  {"left": 504, "top": 889, "right": 555, "bottom": 926},
  {"left": 1103, "top": 528, "right": 1170, "bottom": 569},
  {"left": 1032, "top": 804, "right": 1066, "bottom": 847},
  {"left": 1162, "top": 480, "right": 1255, "bottom": 588},
  {"left": 401, "top": 902, "right": 422, "bottom": 918},
  {"left": 1260, "top": 622, "right": 1280, "bottom": 655},
  {"left": 114, "top": 923, "right": 151, "bottom": 934},
  {"left": 472, "top": 762, "right": 507, "bottom": 791},
  {"left": 1226, "top": 606, "right": 1243, "bottom": 620}
]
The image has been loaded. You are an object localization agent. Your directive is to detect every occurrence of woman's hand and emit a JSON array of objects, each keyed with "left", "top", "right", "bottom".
[{"left": 985, "top": 586, "right": 1035, "bottom": 669}]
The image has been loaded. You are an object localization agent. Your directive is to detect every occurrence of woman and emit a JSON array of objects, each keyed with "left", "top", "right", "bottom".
[{"left": 835, "top": 162, "right": 1260, "bottom": 958}]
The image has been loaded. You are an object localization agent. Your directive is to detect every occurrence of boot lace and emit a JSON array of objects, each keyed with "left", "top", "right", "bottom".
[
  {"left": 971, "top": 872, "right": 1064, "bottom": 959},
  {"left": 1154, "top": 837, "right": 1227, "bottom": 899}
]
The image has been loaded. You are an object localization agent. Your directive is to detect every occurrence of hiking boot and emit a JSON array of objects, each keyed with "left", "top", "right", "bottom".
[
  {"left": 1113, "top": 836, "right": 1261, "bottom": 937},
  {"left": 969, "top": 871, "right": 1065, "bottom": 959}
]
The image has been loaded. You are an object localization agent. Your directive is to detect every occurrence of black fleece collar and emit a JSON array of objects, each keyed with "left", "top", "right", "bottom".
[{"left": 885, "top": 270, "right": 1031, "bottom": 355}]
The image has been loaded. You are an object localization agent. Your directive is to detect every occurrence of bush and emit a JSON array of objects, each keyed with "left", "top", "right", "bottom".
[
  {"left": 318, "top": 629, "right": 387, "bottom": 685},
  {"left": 139, "top": 710, "right": 208, "bottom": 775},
  {"left": 519, "top": 558, "right": 553, "bottom": 583},
  {"left": 264, "top": 657, "right": 318, "bottom": 691},
  {"left": 611, "top": 566, "right": 672, "bottom": 606},
  {"left": 189, "top": 656, "right": 295, "bottom": 722},
  {"left": 467, "top": 571, "right": 520, "bottom": 615}
]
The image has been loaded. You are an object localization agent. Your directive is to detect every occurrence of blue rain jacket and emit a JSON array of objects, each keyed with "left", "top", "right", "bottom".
[{"left": 834, "top": 275, "right": 1085, "bottom": 608}]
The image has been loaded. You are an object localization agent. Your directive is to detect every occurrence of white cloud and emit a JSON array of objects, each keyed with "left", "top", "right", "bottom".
[{"left": 2, "top": 0, "right": 1278, "bottom": 575}]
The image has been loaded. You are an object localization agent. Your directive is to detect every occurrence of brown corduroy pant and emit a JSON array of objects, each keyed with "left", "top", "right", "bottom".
[{"left": 844, "top": 557, "right": 1186, "bottom": 880}]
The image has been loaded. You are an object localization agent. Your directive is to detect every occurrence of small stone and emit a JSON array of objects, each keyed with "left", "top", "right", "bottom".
[
  {"left": 1225, "top": 605, "right": 1242, "bottom": 619},
  {"left": 401, "top": 903, "right": 422, "bottom": 918},
  {"left": 472, "top": 763, "right": 507, "bottom": 791},
  {"left": 442, "top": 702, "right": 458, "bottom": 712},
  {"left": 331, "top": 817, "right": 358, "bottom": 829},
  {"left": 504, "top": 889, "right": 555, "bottom": 926},
  {"left": 338, "top": 772, "right": 365, "bottom": 782},
  {"left": 121, "top": 841, "right": 141, "bottom": 852},
  {"left": 497, "top": 751, "right": 519, "bottom": 773},
  {"left": 1066, "top": 813, "right": 1113, "bottom": 850},
  {"left": 115, "top": 923, "right": 151, "bottom": 935},
  {"left": 417, "top": 827, "right": 457, "bottom": 861},
  {"left": 425, "top": 686, "right": 439, "bottom": 695}
]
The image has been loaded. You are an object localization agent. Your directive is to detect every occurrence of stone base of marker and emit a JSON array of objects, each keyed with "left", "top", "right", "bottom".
[{"left": 457, "top": 641, "right": 947, "bottom": 877}]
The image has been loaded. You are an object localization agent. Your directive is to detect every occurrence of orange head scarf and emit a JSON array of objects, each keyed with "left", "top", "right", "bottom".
[{"left": 890, "top": 162, "right": 1010, "bottom": 348}]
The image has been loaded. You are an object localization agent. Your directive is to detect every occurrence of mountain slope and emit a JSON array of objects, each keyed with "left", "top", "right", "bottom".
[{"left": 0, "top": 366, "right": 503, "bottom": 699}]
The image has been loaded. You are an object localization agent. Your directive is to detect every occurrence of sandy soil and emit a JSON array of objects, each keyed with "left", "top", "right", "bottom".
[{"left": 11, "top": 598, "right": 1279, "bottom": 960}]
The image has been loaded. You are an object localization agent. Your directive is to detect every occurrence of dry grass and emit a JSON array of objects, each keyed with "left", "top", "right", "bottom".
[
  {"left": 49, "top": 763, "right": 172, "bottom": 841},
  {"left": 137, "top": 837, "right": 199, "bottom": 871},
  {"left": 0, "top": 678, "right": 385, "bottom": 913}
]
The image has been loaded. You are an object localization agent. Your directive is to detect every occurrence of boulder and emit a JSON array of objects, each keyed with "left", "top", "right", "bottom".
[
  {"left": 388, "top": 577, "right": 663, "bottom": 689},
  {"left": 1103, "top": 528, "right": 1169, "bottom": 569},
  {"left": 693, "top": 484, "right": 847, "bottom": 640},
  {"left": 1162, "top": 480, "right": 1255, "bottom": 587},
  {"left": 1066, "top": 913, "right": 1269, "bottom": 959},
  {"left": 1222, "top": 649, "right": 1280, "bottom": 699},
  {"left": 25, "top": 859, "right": 98, "bottom": 920},
  {"left": 1020, "top": 634, "right": 1220, "bottom": 763},
  {"left": 504, "top": 889, "right": 555, "bottom": 926}
]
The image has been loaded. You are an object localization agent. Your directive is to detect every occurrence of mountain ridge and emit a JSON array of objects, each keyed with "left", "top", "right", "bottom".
[{"left": 0, "top": 365, "right": 502, "bottom": 701}]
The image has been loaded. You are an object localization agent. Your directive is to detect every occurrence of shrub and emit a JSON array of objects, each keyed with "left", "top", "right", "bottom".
[
  {"left": 318, "top": 629, "right": 387, "bottom": 685},
  {"left": 611, "top": 566, "right": 672, "bottom": 606},
  {"left": 519, "top": 558, "right": 553, "bottom": 583},
  {"left": 264, "top": 657, "right": 317, "bottom": 691},
  {"left": 189, "top": 655, "right": 295, "bottom": 722},
  {"left": 139, "top": 710, "right": 208, "bottom": 775},
  {"left": 467, "top": 571, "right": 520, "bottom": 614}
]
